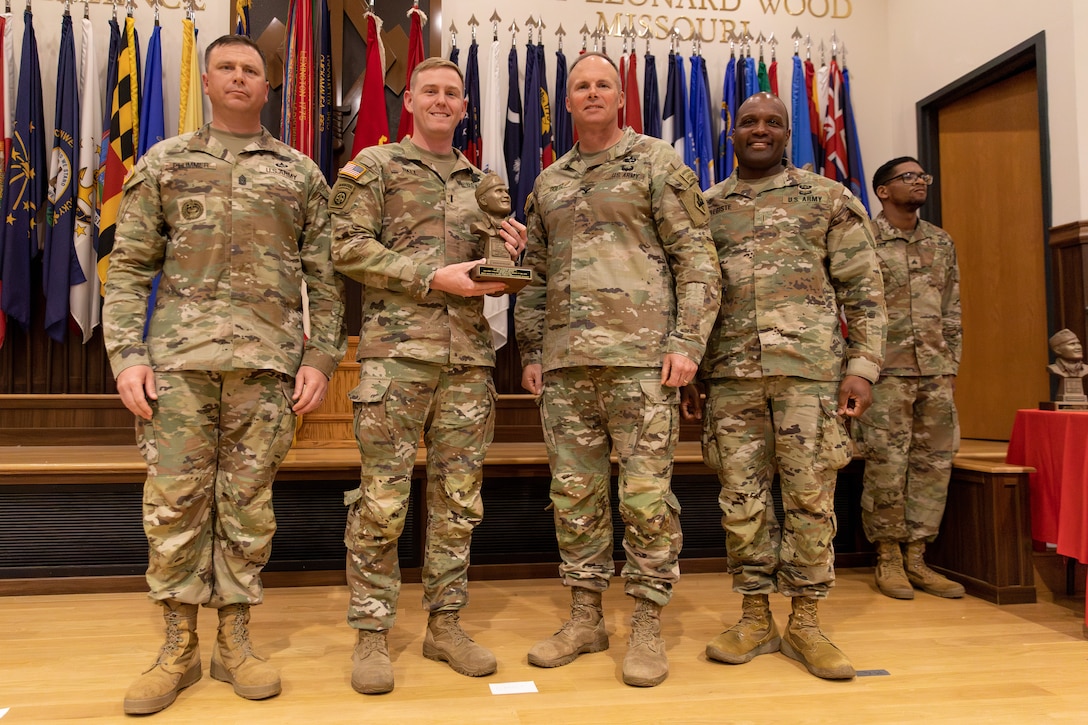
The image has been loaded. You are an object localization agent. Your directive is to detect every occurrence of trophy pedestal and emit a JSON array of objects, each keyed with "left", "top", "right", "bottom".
[{"left": 471, "top": 263, "right": 533, "bottom": 294}]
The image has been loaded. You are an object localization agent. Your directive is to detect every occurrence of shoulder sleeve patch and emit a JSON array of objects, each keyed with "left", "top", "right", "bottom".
[
  {"left": 340, "top": 161, "right": 367, "bottom": 180},
  {"left": 329, "top": 178, "right": 358, "bottom": 212}
]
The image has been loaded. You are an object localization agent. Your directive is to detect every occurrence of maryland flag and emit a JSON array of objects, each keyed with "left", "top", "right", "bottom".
[{"left": 96, "top": 14, "right": 140, "bottom": 287}]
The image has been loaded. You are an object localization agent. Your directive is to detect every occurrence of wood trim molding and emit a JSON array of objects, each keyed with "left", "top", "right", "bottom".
[{"left": 1049, "top": 219, "right": 1088, "bottom": 249}]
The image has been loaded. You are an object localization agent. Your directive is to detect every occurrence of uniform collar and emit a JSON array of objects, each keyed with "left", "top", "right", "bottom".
[{"left": 563, "top": 126, "right": 639, "bottom": 173}]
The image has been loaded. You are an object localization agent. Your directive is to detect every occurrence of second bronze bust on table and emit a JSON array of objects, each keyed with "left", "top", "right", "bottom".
[{"left": 470, "top": 173, "right": 533, "bottom": 293}]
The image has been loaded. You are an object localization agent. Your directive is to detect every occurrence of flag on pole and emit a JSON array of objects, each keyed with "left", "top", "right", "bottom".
[
  {"left": 138, "top": 23, "right": 164, "bottom": 158},
  {"left": 480, "top": 33, "right": 504, "bottom": 178},
  {"left": 804, "top": 57, "right": 824, "bottom": 176},
  {"left": 536, "top": 43, "right": 554, "bottom": 169},
  {"left": 352, "top": 12, "right": 389, "bottom": 154},
  {"left": 769, "top": 56, "right": 779, "bottom": 96},
  {"left": 96, "top": 13, "right": 140, "bottom": 287},
  {"left": 623, "top": 51, "right": 642, "bottom": 133},
  {"left": 642, "top": 51, "right": 661, "bottom": 139},
  {"left": 97, "top": 16, "right": 120, "bottom": 215},
  {"left": 662, "top": 52, "right": 686, "bottom": 159},
  {"left": 717, "top": 53, "right": 736, "bottom": 182},
  {"left": 553, "top": 47, "right": 572, "bottom": 157},
  {"left": 317, "top": 0, "right": 334, "bottom": 180},
  {"left": 683, "top": 55, "right": 698, "bottom": 173},
  {"left": 0, "top": 12, "right": 15, "bottom": 347},
  {"left": 745, "top": 54, "right": 759, "bottom": 101},
  {"left": 514, "top": 40, "right": 541, "bottom": 223},
  {"left": 758, "top": 58, "right": 770, "bottom": 93},
  {"left": 462, "top": 39, "right": 482, "bottom": 167},
  {"left": 235, "top": 0, "right": 251, "bottom": 37},
  {"left": 395, "top": 5, "right": 426, "bottom": 142},
  {"left": 503, "top": 45, "right": 522, "bottom": 195},
  {"left": 688, "top": 54, "right": 713, "bottom": 190},
  {"left": 450, "top": 44, "right": 465, "bottom": 152},
  {"left": 281, "top": 0, "right": 314, "bottom": 156},
  {"left": 178, "top": 17, "right": 203, "bottom": 135},
  {"left": 1, "top": 9, "right": 46, "bottom": 330},
  {"left": 843, "top": 65, "right": 869, "bottom": 213},
  {"left": 72, "top": 12, "right": 100, "bottom": 343},
  {"left": 822, "top": 57, "right": 848, "bottom": 183},
  {"left": 790, "top": 54, "right": 815, "bottom": 171},
  {"left": 817, "top": 60, "right": 831, "bottom": 177},
  {"left": 617, "top": 52, "right": 625, "bottom": 129},
  {"left": 44, "top": 11, "right": 83, "bottom": 343}
]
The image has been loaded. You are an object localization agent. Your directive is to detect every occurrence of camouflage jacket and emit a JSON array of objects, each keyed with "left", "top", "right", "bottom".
[
  {"left": 329, "top": 140, "right": 495, "bottom": 367},
  {"left": 514, "top": 127, "right": 721, "bottom": 372},
  {"left": 873, "top": 212, "right": 961, "bottom": 376},
  {"left": 103, "top": 125, "right": 346, "bottom": 379},
  {"left": 702, "top": 165, "right": 886, "bottom": 382}
]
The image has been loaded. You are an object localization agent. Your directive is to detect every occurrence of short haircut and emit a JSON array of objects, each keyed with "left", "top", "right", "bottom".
[
  {"left": 568, "top": 51, "right": 619, "bottom": 78},
  {"left": 873, "top": 156, "right": 920, "bottom": 189},
  {"left": 410, "top": 57, "right": 464, "bottom": 90},
  {"left": 204, "top": 34, "right": 266, "bottom": 72}
]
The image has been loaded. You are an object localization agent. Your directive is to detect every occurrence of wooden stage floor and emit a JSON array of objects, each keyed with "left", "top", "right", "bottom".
[{"left": 0, "top": 569, "right": 1085, "bottom": 723}]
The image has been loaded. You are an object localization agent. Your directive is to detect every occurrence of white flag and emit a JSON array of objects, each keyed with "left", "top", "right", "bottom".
[
  {"left": 480, "top": 36, "right": 509, "bottom": 349},
  {"left": 71, "top": 16, "right": 100, "bottom": 343}
]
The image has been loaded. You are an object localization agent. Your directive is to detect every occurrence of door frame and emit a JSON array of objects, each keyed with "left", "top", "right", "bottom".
[{"left": 915, "top": 31, "right": 1054, "bottom": 332}]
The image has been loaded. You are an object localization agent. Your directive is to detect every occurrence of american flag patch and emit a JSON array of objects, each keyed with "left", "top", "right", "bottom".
[{"left": 341, "top": 161, "right": 367, "bottom": 179}]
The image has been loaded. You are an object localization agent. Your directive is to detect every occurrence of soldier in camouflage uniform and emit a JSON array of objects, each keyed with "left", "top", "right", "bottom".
[
  {"left": 853, "top": 157, "right": 964, "bottom": 600},
  {"left": 329, "top": 58, "right": 526, "bottom": 695},
  {"left": 513, "top": 53, "right": 721, "bottom": 688},
  {"left": 103, "top": 35, "right": 346, "bottom": 715},
  {"left": 694, "top": 93, "right": 885, "bottom": 680}
]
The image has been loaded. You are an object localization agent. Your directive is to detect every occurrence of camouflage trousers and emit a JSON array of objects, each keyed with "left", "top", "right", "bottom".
[
  {"left": 539, "top": 367, "right": 683, "bottom": 607},
  {"left": 854, "top": 374, "right": 959, "bottom": 543},
  {"left": 136, "top": 369, "right": 297, "bottom": 607},
  {"left": 344, "top": 360, "right": 495, "bottom": 631},
  {"left": 702, "top": 377, "right": 852, "bottom": 599}
]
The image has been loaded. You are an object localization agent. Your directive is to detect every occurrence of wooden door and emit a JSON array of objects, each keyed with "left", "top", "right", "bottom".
[{"left": 937, "top": 69, "right": 1048, "bottom": 440}]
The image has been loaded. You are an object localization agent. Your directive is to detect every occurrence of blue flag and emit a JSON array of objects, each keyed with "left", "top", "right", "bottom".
[
  {"left": 662, "top": 52, "right": 686, "bottom": 158},
  {"left": 515, "top": 42, "right": 542, "bottom": 223},
  {"left": 0, "top": 10, "right": 46, "bottom": 330},
  {"left": 503, "top": 47, "right": 522, "bottom": 198},
  {"left": 843, "top": 66, "right": 870, "bottom": 213},
  {"left": 43, "top": 12, "right": 83, "bottom": 343},
  {"left": 450, "top": 45, "right": 466, "bottom": 152},
  {"left": 687, "top": 55, "right": 713, "bottom": 190},
  {"left": 642, "top": 52, "right": 661, "bottom": 139},
  {"left": 139, "top": 25, "right": 163, "bottom": 159},
  {"left": 790, "top": 55, "right": 815, "bottom": 171},
  {"left": 317, "top": 0, "right": 334, "bottom": 181},
  {"left": 717, "top": 54, "right": 736, "bottom": 182},
  {"left": 554, "top": 49, "right": 573, "bottom": 157},
  {"left": 745, "top": 55, "right": 759, "bottom": 102},
  {"left": 463, "top": 40, "right": 482, "bottom": 167}
]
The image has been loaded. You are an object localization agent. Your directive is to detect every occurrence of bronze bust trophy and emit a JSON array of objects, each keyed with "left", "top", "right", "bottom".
[
  {"left": 1043, "top": 328, "right": 1088, "bottom": 409},
  {"left": 470, "top": 173, "right": 533, "bottom": 293}
]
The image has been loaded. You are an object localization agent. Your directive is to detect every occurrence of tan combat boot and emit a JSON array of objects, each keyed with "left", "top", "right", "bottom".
[
  {"left": 527, "top": 587, "right": 609, "bottom": 667},
  {"left": 351, "top": 630, "right": 394, "bottom": 695},
  {"left": 904, "top": 540, "right": 966, "bottom": 598},
  {"left": 422, "top": 611, "right": 497, "bottom": 677},
  {"left": 875, "top": 540, "right": 914, "bottom": 600},
  {"left": 780, "top": 596, "right": 855, "bottom": 680},
  {"left": 123, "top": 600, "right": 202, "bottom": 715},
  {"left": 622, "top": 598, "right": 668, "bottom": 687},
  {"left": 209, "top": 604, "right": 281, "bottom": 699},
  {"left": 706, "top": 593, "right": 781, "bottom": 664}
]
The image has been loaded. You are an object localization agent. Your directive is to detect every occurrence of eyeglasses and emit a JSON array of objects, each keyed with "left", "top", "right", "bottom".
[{"left": 880, "top": 171, "right": 933, "bottom": 186}]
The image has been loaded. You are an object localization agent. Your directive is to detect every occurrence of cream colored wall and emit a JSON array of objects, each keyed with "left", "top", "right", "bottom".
[
  {"left": 885, "top": 0, "right": 1085, "bottom": 225},
  {"left": 9, "top": 0, "right": 230, "bottom": 143},
  {"left": 437, "top": 0, "right": 893, "bottom": 198}
]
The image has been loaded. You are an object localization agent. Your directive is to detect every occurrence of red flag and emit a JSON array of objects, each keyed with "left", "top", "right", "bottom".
[
  {"left": 623, "top": 51, "right": 642, "bottom": 133},
  {"left": 281, "top": 0, "right": 313, "bottom": 156},
  {"left": 352, "top": 12, "right": 388, "bottom": 154},
  {"left": 617, "top": 53, "right": 625, "bottom": 129},
  {"left": 395, "top": 6, "right": 426, "bottom": 142},
  {"left": 822, "top": 58, "right": 848, "bottom": 183},
  {"left": 769, "top": 58, "right": 779, "bottom": 96}
]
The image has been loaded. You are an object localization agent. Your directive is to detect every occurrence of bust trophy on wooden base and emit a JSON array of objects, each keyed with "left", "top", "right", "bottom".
[
  {"left": 469, "top": 173, "right": 533, "bottom": 293},
  {"left": 1041, "top": 328, "right": 1088, "bottom": 410}
]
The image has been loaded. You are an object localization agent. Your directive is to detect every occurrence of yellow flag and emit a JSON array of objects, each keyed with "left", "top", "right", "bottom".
[{"left": 178, "top": 18, "right": 203, "bottom": 135}]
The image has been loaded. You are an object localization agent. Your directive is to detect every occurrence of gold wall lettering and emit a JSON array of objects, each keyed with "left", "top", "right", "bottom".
[{"left": 586, "top": 0, "right": 852, "bottom": 40}]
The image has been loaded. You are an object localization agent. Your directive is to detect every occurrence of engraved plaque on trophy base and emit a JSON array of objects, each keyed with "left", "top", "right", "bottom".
[{"left": 470, "top": 263, "right": 533, "bottom": 294}]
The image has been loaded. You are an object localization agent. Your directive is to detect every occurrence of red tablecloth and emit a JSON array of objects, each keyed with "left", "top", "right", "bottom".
[
  {"left": 1007, "top": 409, "right": 1088, "bottom": 627},
  {"left": 1006, "top": 409, "right": 1088, "bottom": 564}
]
